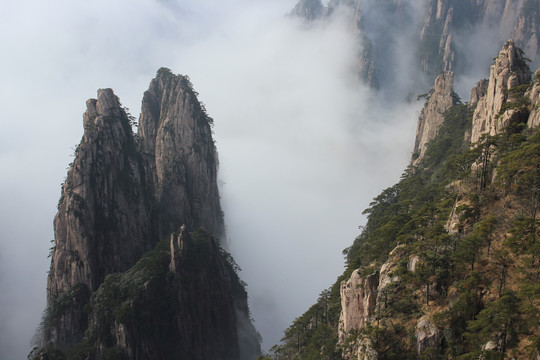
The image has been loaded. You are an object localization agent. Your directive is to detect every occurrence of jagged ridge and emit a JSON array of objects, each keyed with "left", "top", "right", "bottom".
[{"left": 36, "top": 68, "right": 260, "bottom": 360}]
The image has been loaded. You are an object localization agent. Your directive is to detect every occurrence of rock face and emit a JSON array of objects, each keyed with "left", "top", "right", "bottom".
[
  {"left": 138, "top": 69, "right": 224, "bottom": 240},
  {"left": 291, "top": 0, "right": 540, "bottom": 88},
  {"left": 470, "top": 79, "right": 489, "bottom": 108},
  {"left": 415, "top": 316, "right": 439, "bottom": 354},
  {"left": 338, "top": 245, "right": 409, "bottom": 357},
  {"left": 41, "top": 68, "right": 259, "bottom": 359},
  {"left": 289, "top": 0, "right": 325, "bottom": 21},
  {"left": 338, "top": 270, "right": 379, "bottom": 344},
  {"left": 291, "top": 0, "right": 419, "bottom": 89},
  {"left": 470, "top": 41, "right": 532, "bottom": 143},
  {"left": 419, "top": 0, "right": 539, "bottom": 77},
  {"left": 419, "top": 0, "right": 456, "bottom": 75},
  {"left": 342, "top": 337, "right": 378, "bottom": 360},
  {"left": 377, "top": 244, "right": 405, "bottom": 296},
  {"left": 412, "top": 71, "right": 457, "bottom": 165},
  {"left": 46, "top": 88, "right": 153, "bottom": 346},
  {"left": 526, "top": 70, "right": 540, "bottom": 128},
  {"left": 82, "top": 227, "right": 259, "bottom": 360},
  {"left": 512, "top": 0, "right": 540, "bottom": 61}
]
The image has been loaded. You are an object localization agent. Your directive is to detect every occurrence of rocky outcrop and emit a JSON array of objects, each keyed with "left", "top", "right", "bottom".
[
  {"left": 290, "top": 0, "right": 325, "bottom": 21},
  {"left": 378, "top": 244, "right": 405, "bottom": 296},
  {"left": 470, "top": 79, "right": 489, "bottom": 108},
  {"left": 419, "top": 0, "right": 539, "bottom": 77},
  {"left": 412, "top": 71, "right": 457, "bottom": 165},
  {"left": 40, "top": 69, "right": 258, "bottom": 359},
  {"left": 415, "top": 316, "right": 439, "bottom": 354},
  {"left": 292, "top": 0, "right": 540, "bottom": 88},
  {"left": 46, "top": 88, "right": 153, "bottom": 346},
  {"left": 408, "top": 254, "right": 420, "bottom": 272},
  {"left": 138, "top": 68, "right": 224, "bottom": 240},
  {"left": 338, "top": 245, "right": 408, "bottom": 357},
  {"left": 342, "top": 336, "right": 378, "bottom": 360},
  {"left": 338, "top": 270, "right": 379, "bottom": 343},
  {"left": 526, "top": 70, "right": 540, "bottom": 128},
  {"left": 419, "top": 1, "right": 456, "bottom": 74},
  {"left": 83, "top": 227, "right": 259, "bottom": 360},
  {"left": 470, "top": 41, "right": 532, "bottom": 143},
  {"left": 512, "top": 1, "right": 540, "bottom": 62},
  {"left": 445, "top": 199, "right": 462, "bottom": 235}
]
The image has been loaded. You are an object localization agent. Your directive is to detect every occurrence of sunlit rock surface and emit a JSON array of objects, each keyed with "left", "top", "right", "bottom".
[
  {"left": 412, "top": 71, "right": 457, "bottom": 165},
  {"left": 471, "top": 40, "right": 532, "bottom": 143}
]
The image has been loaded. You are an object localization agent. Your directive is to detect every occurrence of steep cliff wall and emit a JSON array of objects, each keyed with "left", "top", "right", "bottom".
[
  {"left": 527, "top": 70, "right": 540, "bottom": 127},
  {"left": 291, "top": 0, "right": 540, "bottom": 88},
  {"left": 79, "top": 227, "right": 259, "bottom": 360},
  {"left": 39, "top": 68, "right": 258, "bottom": 359},
  {"left": 412, "top": 71, "right": 457, "bottom": 165},
  {"left": 417, "top": 0, "right": 539, "bottom": 78},
  {"left": 471, "top": 40, "right": 532, "bottom": 143},
  {"left": 338, "top": 270, "right": 378, "bottom": 344},
  {"left": 138, "top": 68, "right": 224, "bottom": 240},
  {"left": 46, "top": 89, "right": 153, "bottom": 347}
]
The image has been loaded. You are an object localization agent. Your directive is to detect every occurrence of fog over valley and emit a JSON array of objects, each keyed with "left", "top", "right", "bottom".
[{"left": 1, "top": 0, "right": 534, "bottom": 358}]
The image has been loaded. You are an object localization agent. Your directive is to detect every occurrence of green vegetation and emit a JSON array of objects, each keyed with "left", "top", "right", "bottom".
[
  {"left": 34, "top": 228, "right": 250, "bottom": 360},
  {"left": 85, "top": 238, "right": 173, "bottom": 346},
  {"left": 156, "top": 67, "right": 214, "bottom": 127},
  {"left": 41, "top": 283, "right": 90, "bottom": 329},
  {"left": 270, "top": 287, "right": 342, "bottom": 360},
  {"left": 499, "top": 84, "right": 531, "bottom": 115},
  {"left": 270, "top": 96, "right": 540, "bottom": 359}
]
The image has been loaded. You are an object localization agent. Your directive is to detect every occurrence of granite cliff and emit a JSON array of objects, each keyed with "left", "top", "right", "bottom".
[
  {"left": 471, "top": 40, "right": 533, "bottom": 143},
  {"left": 35, "top": 68, "right": 260, "bottom": 360},
  {"left": 412, "top": 70, "right": 458, "bottom": 165},
  {"left": 291, "top": 0, "right": 540, "bottom": 90}
]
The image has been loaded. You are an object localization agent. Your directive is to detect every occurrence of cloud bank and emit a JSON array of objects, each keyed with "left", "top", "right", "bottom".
[{"left": 0, "top": 0, "right": 421, "bottom": 357}]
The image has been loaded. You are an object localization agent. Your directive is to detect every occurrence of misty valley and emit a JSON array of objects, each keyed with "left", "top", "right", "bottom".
[{"left": 1, "top": 0, "right": 539, "bottom": 360}]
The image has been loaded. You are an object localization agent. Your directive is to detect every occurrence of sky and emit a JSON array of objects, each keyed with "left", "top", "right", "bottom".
[{"left": 0, "top": 0, "right": 476, "bottom": 358}]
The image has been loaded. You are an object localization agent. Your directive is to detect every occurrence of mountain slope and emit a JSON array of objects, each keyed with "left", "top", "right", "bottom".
[{"left": 268, "top": 42, "right": 540, "bottom": 360}]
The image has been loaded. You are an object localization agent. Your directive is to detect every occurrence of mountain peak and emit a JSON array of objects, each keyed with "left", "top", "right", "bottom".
[
  {"left": 471, "top": 40, "right": 532, "bottom": 143},
  {"left": 38, "top": 69, "right": 258, "bottom": 359},
  {"left": 411, "top": 70, "right": 457, "bottom": 166}
]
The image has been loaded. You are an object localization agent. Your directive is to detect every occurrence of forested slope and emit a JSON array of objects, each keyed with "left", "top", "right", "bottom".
[{"left": 265, "top": 44, "right": 540, "bottom": 360}]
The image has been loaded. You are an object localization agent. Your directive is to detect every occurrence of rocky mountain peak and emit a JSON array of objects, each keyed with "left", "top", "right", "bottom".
[
  {"left": 46, "top": 87, "right": 150, "bottom": 347},
  {"left": 39, "top": 69, "right": 257, "bottom": 359},
  {"left": 412, "top": 70, "right": 457, "bottom": 166},
  {"left": 470, "top": 40, "right": 532, "bottom": 143},
  {"left": 138, "top": 68, "right": 224, "bottom": 240}
]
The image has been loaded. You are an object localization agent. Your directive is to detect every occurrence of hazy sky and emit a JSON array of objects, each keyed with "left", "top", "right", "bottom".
[{"left": 0, "top": 0, "right": 427, "bottom": 357}]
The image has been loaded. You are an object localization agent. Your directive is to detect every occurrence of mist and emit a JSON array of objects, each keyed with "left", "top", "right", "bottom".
[{"left": 0, "top": 0, "right": 426, "bottom": 358}]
